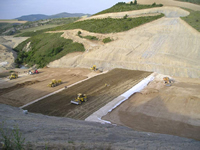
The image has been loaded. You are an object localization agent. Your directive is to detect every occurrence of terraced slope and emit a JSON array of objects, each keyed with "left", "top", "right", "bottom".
[
  {"left": 24, "top": 69, "right": 151, "bottom": 119},
  {"left": 49, "top": 7, "right": 200, "bottom": 78}
]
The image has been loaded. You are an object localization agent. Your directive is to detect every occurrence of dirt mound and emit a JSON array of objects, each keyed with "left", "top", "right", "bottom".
[
  {"left": 103, "top": 74, "right": 200, "bottom": 140},
  {"left": 0, "top": 80, "right": 40, "bottom": 96}
]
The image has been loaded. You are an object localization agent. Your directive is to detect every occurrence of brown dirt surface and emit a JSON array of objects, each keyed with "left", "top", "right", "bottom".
[
  {"left": 103, "top": 73, "right": 200, "bottom": 140},
  {"left": 0, "top": 68, "right": 95, "bottom": 107},
  {"left": 0, "top": 80, "right": 40, "bottom": 96},
  {"left": 24, "top": 69, "right": 151, "bottom": 119}
]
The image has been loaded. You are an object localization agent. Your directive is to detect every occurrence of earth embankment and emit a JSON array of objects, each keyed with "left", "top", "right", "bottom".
[
  {"left": 48, "top": 7, "right": 200, "bottom": 78},
  {"left": 103, "top": 74, "right": 200, "bottom": 140},
  {"left": 24, "top": 69, "right": 151, "bottom": 119}
]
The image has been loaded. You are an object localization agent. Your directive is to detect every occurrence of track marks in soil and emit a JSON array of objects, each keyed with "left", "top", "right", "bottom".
[
  {"left": 0, "top": 80, "right": 40, "bottom": 96},
  {"left": 24, "top": 69, "right": 151, "bottom": 119}
]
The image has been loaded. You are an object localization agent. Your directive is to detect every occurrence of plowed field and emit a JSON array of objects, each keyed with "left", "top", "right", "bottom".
[
  {"left": 0, "top": 68, "right": 93, "bottom": 107},
  {"left": 24, "top": 69, "right": 151, "bottom": 120}
]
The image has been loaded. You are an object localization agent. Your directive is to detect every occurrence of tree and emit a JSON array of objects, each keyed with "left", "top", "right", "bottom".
[{"left": 134, "top": 0, "right": 137, "bottom": 5}]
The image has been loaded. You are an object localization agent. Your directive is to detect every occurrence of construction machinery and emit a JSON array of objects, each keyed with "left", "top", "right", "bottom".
[
  {"left": 28, "top": 70, "right": 33, "bottom": 75},
  {"left": 47, "top": 79, "right": 62, "bottom": 87},
  {"left": 90, "top": 65, "right": 97, "bottom": 71},
  {"left": 34, "top": 69, "right": 39, "bottom": 74},
  {"left": 163, "top": 77, "right": 174, "bottom": 86},
  {"left": 9, "top": 72, "right": 18, "bottom": 80},
  {"left": 71, "top": 93, "right": 87, "bottom": 105}
]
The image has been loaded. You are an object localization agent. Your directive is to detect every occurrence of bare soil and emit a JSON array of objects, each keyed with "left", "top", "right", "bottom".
[
  {"left": 24, "top": 69, "right": 151, "bottom": 119},
  {"left": 0, "top": 68, "right": 94, "bottom": 107},
  {"left": 103, "top": 74, "right": 200, "bottom": 140}
]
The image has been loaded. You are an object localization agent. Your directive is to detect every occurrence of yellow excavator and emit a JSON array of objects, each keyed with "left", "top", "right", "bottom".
[
  {"left": 163, "top": 77, "right": 174, "bottom": 86},
  {"left": 71, "top": 93, "right": 87, "bottom": 105},
  {"left": 9, "top": 72, "right": 18, "bottom": 80},
  {"left": 90, "top": 65, "right": 96, "bottom": 71},
  {"left": 47, "top": 79, "right": 62, "bottom": 87}
]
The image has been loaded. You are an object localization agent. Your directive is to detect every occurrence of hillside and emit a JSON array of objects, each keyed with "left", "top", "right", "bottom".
[
  {"left": 1, "top": 104, "right": 200, "bottom": 149},
  {"left": 1, "top": 1, "right": 200, "bottom": 149},
  {"left": 16, "top": 12, "right": 90, "bottom": 21}
]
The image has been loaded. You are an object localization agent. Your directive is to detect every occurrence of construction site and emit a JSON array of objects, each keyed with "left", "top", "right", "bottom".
[{"left": 0, "top": 0, "right": 200, "bottom": 149}]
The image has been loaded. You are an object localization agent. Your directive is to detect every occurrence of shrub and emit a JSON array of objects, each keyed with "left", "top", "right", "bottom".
[
  {"left": 103, "top": 37, "right": 112, "bottom": 43},
  {"left": 123, "top": 14, "right": 128, "bottom": 19}
]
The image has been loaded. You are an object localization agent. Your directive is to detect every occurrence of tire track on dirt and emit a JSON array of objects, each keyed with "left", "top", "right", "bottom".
[{"left": 24, "top": 69, "right": 151, "bottom": 119}]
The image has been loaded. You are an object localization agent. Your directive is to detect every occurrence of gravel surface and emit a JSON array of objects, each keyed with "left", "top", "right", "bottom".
[{"left": 1, "top": 104, "right": 200, "bottom": 149}]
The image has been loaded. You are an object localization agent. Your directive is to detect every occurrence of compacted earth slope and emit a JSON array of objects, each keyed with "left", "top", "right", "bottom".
[
  {"left": 48, "top": 6, "right": 200, "bottom": 78},
  {"left": 103, "top": 74, "right": 200, "bottom": 141}
]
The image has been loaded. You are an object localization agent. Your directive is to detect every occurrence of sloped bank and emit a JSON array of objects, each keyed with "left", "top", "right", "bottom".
[{"left": 1, "top": 104, "right": 200, "bottom": 149}]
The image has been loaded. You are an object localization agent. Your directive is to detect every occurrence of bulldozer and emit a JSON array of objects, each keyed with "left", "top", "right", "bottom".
[
  {"left": 71, "top": 93, "right": 87, "bottom": 105},
  {"left": 90, "top": 65, "right": 97, "bottom": 71},
  {"left": 163, "top": 77, "right": 174, "bottom": 86},
  {"left": 47, "top": 79, "right": 62, "bottom": 87},
  {"left": 9, "top": 72, "right": 18, "bottom": 80}
]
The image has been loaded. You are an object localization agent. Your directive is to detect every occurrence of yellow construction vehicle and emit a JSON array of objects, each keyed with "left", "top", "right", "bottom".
[
  {"left": 9, "top": 72, "right": 18, "bottom": 80},
  {"left": 163, "top": 77, "right": 173, "bottom": 86},
  {"left": 47, "top": 79, "right": 62, "bottom": 87},
  {"left": 90, "top": 65, "right": 96, "bottom": 71},
  {"left": 71, "top": 93, "right": 87, "bottom": 105}
]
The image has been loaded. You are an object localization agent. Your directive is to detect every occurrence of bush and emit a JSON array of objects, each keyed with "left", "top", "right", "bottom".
[
  {"left": 103, "top": 37, "right": 112, "bottom": 43},
  {"left": 83, "top": 35, "right": 99, "bottom": 40},
  {"left": 152, "top": 2, "right": 156, "bottom": 6},
  {"left": 123, "top": 14, "right": 128, "bottom": 19}
]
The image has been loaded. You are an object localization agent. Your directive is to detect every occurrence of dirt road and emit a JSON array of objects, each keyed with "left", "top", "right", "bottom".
[
  {"left": 0, "top": 68, "right": 95, "bottom": 107},
  {"left": 103, "top": 74, "right": 200, "bottom": 140},
  {"left": 24, "top": 69, "right": 151, "bottom": 119}
]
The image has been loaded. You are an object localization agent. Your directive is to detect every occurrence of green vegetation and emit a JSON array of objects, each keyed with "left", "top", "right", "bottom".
[
  {"left": 53, "top": 14, "right": 164, "bottom": 34},
  {"left": 181, "top": 8, "right": 200, "bottom": 32},
  {"left": 14, "top": 33, "right": 85, "bottom": 68},
  {"left": 12, "top": 3, "right": 165, "bottom": 68},
  {"left": 177, "top": 0, "right": 200, "bottom": 5},
  {"left": 82, "top": 35, "right": 99, "bottom": 40},
  {"left": 94, "top": 2, "right": 163, "bottom": 16},
  {"left": 77, "top": 31, "right": 99, "bottom": 40},
  {"left": 0, "top": 123, "right": 25, "bottom": 150},
  {"left": 103, "top": 37, "right": 112, "bottom": 43}
]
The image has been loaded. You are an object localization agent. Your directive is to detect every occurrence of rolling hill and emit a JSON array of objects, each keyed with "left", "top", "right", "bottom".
[{"left": 16, "top": 12, "right": 91, "bottom": 21}]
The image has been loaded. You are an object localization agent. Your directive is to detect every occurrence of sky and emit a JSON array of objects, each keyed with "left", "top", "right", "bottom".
[{"left": 0, "top": 0, "right": 129, "bottom": 19}]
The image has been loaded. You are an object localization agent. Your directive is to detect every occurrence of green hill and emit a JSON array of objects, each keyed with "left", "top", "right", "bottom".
[
  {"left": 14, "top": 3, "right": 164, "bottom": 68},
  {"left": 16, "top": 12, "right": 90, "bottom": 21}
]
